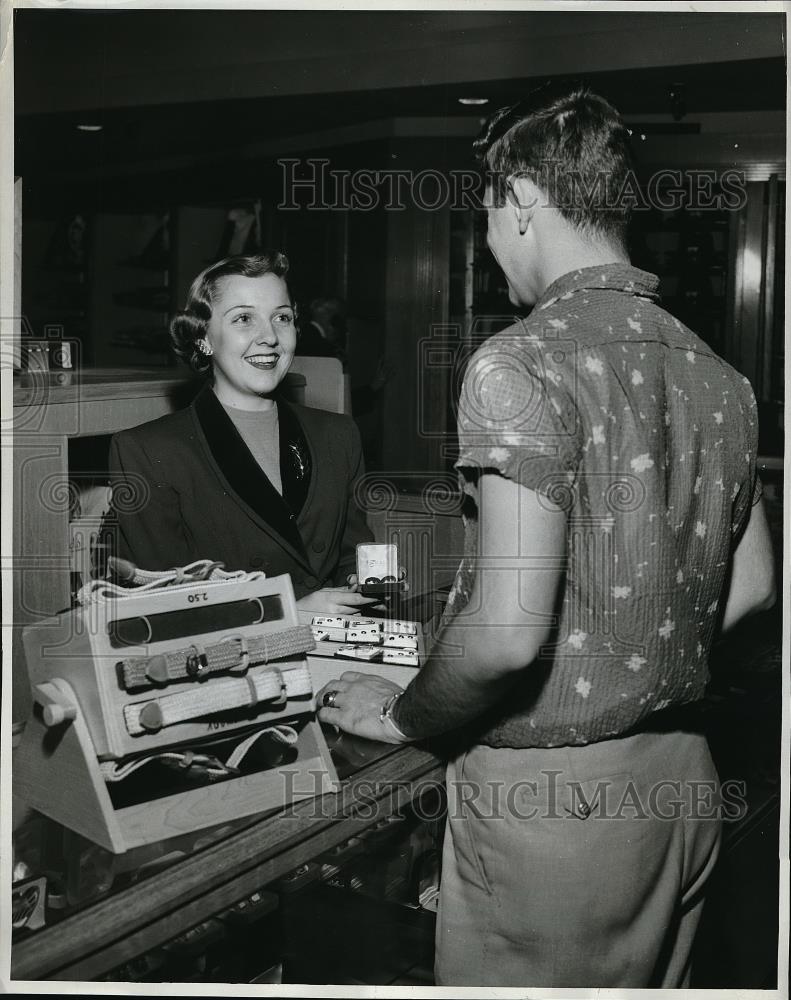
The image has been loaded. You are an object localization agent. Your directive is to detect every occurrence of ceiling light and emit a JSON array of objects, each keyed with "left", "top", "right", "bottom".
[
  {"left": 76, "top": 124, "right": 103, "bottom": 132},
  {"left": 458, "top": 97, "right": 489, "bottom": 106}
]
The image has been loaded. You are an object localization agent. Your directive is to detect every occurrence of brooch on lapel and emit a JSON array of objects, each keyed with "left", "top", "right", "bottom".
[{"left": 288, "top": 441, "right": 309, "bottom": 480}]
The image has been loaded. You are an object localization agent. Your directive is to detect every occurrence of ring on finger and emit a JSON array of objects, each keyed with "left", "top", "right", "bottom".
[{"left": 322, "top": 689, "right": 339, "bottom": 709}]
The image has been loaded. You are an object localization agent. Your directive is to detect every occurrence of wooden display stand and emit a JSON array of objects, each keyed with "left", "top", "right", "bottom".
[
  {"left": 15, "top": 573, "right": 339, "bottom": 854},
  {"left": 16, "top": 686, "right": 336, "bottom": 855}
]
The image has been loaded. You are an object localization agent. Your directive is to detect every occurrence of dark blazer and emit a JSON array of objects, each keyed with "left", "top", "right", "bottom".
[{"left": 105, "top": 384, "right": 372, "bottom": 598}]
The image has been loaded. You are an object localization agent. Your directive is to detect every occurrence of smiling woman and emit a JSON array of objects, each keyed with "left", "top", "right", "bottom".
[
  {"left": 103, "top": 253, "right": 378, "bottom": 616},
  {"left": 187, "top": 263, "right": 297, "bottom": 409}
]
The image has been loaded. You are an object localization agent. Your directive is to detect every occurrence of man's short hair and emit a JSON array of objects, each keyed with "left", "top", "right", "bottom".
[
  {"left": 309, "top": 296, "right": 345, "bottom": 318},
  {"left": 474, "top": 82, "right": 634, "bottom": 245}
]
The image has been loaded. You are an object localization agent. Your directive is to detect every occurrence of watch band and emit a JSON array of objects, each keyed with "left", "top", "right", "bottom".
[{"left": 379, "top": 691, "right": 411, "bottom": 742}]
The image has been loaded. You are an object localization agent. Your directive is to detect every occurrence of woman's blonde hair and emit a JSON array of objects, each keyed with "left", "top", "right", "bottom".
[{"left": 170, "top": 252, "right": 291, "bottom": 375}]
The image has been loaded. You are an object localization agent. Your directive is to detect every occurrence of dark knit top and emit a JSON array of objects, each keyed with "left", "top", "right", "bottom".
[{"left": 449, "top": 264, "right": 761, "bottom": 748}]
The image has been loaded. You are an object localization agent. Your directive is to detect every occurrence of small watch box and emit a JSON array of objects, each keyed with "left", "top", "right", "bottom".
[{"left": 355, "top": 543, "right": 407, "bottom": 597}]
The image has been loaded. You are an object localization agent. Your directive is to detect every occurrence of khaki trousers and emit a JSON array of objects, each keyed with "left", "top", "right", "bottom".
[{"left": 435, "top": 729, "right": 721, "bottom": 987}]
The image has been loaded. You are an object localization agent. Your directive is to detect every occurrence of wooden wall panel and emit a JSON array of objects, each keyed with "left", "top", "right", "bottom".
[{"left": 381, "top": 145, "right": 450, "bottom": 478}]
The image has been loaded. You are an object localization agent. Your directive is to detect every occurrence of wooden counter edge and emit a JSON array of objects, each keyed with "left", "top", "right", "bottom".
[
  {"left": 11, "top": 743, "right": 444, "bottom": 983},
  {"left": 11, "top": 369, "right": 307, "bottom": 408}
]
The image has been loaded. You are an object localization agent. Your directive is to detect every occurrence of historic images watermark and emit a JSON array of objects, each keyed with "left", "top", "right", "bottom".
[
  {"left": 279, "top": 159, "right": 747, "bottom": 213},
  {"left": 279, "top": 770, "right": 748, "bottom": 824}
]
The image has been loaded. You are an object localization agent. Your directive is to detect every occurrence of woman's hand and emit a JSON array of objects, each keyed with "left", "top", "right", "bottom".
[
  {"left": 297, "top": 586, "right": 379, "bottom": 616},
  {"left": 346, "top": 570, "right": 409, "bottom": 612},
  {"left": 346, "top": 570, "right": 408, "bottom": 588}
]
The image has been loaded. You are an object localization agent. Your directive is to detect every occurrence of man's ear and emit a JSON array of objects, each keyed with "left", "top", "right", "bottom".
[{"left": 509, "top": 175, "right": 543, "bottom": 236}]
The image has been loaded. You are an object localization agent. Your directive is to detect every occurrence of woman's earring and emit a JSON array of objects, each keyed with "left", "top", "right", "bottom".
[{"left": 197, "top": 339, "right": 213, "bottom": 357}]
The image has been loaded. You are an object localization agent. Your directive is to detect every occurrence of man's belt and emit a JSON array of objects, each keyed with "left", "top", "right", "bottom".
[
  {"left": 119, "top": 625, "right": 316, "bottom": 690},
  {"left": 101, "top": 724, "right": 299, "bottom": 782},
  {"left": 124, "top": 662, "right": 312, "bottom": 735}
]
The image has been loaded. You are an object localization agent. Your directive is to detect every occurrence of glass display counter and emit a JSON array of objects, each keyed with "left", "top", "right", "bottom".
[{"left": 11, "top": 731, "right": 444, "bottom": 983}]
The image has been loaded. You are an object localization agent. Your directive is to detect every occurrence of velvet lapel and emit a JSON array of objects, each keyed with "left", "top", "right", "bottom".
[{"left": 192, "top": 385, "right": 309, "bottom": 565}]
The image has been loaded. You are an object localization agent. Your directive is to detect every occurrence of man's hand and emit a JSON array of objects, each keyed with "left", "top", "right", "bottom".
[
  {"left": 371, "top": 356, "right": 396, "bottom": 393},
  {"left": 316, "top": 672, "right": 407, "bottom": 743}
]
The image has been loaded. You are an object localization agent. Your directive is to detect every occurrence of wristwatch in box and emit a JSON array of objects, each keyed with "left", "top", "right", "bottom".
[{"left": 356, "top": 543, "right": 407, "bottom": 596}]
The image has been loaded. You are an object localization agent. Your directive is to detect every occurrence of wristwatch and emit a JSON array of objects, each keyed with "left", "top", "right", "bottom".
[{"left": 379, "top": 692, "right": 411, "bottom": 742}]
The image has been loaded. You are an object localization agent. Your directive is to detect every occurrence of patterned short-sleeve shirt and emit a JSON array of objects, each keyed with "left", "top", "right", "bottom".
[{"left": 450, "top": 264, "right": 760, "bottom": 748}]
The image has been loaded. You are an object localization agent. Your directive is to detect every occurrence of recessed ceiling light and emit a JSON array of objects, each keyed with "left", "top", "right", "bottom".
[
  {"left": 458, "top": 97, "right": 489, "bottom": 106},
  {"left": 76, "top": 124, "right": 103, "bottom": 132}
]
